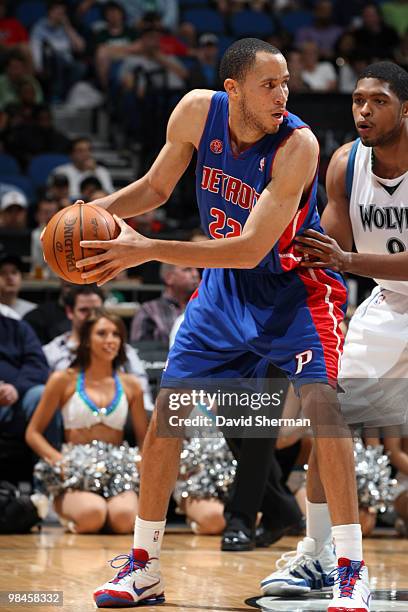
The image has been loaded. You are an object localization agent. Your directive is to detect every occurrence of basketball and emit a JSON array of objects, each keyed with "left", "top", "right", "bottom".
[{"left": 41, "top": 202, "right": 120, "bottom": 284}]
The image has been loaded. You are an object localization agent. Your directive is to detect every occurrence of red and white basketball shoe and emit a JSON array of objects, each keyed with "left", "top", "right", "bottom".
[
  {"left": 94, "top": 548, "right": 165, "bottom": 608},
  {"left": 328, "top": 558, "right": 371, "bottom": 612}
]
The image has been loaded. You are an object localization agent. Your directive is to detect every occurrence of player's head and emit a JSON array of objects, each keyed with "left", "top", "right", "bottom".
[
  {"left": 353, "top": 61, "right": 408, "bottom": 147},
  {"left": 220, "top": 38, "right": 289, "bottom": 135}
]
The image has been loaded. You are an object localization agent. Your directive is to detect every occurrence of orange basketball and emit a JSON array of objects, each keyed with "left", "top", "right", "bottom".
[{"left": 41, "top": 202, "right": 120, "bottom": 284}]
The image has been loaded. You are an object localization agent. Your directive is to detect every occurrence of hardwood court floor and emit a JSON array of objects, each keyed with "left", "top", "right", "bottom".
[{"left": 1, "top": 527, "right": 407, "bottom": 612}]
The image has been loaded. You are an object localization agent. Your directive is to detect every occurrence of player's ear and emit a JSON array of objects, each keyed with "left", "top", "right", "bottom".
[
  {"left": 224, "top": 78, "right": 239, "bottom": 96},
  {"left": 402, "top": 101, "right": 408, "bottom": 118}
]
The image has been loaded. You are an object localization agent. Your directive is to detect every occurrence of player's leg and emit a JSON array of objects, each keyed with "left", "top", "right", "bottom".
[
  {"left": 106, "top": 491, "right": 139, "bottom": 534},
  {"left": 93, "top": 390, "right": 183, "bottom": 608}
]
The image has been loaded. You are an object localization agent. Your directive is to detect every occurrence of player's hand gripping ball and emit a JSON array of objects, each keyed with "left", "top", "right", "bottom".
[{"left": 41, "top": 202, "right": 120, "bottom": 284}]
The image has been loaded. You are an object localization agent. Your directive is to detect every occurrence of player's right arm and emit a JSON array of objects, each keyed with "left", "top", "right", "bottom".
[
  {"left": 86, "top": 90, "right": 214, "bottom": 219},
  {"left": 320, "top": 142, "right": 354, "bottom": 251},
  {"left": 25, "top": 371, "right": 70, "bottom": 464}
]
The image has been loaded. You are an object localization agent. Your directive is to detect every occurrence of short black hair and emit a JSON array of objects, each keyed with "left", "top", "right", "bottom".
[
  {"left": 79, "top": 176, "right": 102, "bottom": 192},
  {"left": 64, "top": 285, "right": 105, "bottom": 309},
  {"left": 357, "top": 61, "right": 408, "bottom": 102},
  {"left": 219, "top": 38, "right": 281, "bottom": 84}
]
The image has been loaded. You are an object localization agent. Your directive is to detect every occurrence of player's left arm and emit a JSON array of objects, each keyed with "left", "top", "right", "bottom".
[
  {"left": 76, "top": 129, "right": 318, "bottom": 284},
  {"left": 297, "top": 227, "right": 408, "bottom": 279}
]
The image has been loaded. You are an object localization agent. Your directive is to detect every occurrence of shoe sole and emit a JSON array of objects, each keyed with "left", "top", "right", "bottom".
[
  {"left": 221, "top": 543, "right": 254, "bottom": 551},
  {"left": 94, "top": 592, "right": 165, "bottom": 608},
  {"left": 260, "top": 583, "right": 311, "bottom": 596}
]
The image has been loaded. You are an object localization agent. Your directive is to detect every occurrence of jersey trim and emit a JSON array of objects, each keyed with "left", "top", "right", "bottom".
[{"left": 346, "top": 138, "right": 360, "bottom": 200}]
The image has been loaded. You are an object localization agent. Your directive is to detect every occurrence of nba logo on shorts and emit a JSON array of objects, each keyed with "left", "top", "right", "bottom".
[
  {"left": 210, "top": 139, "right": 223, "bottom": 154},
  {"left": 295, "top": 350, "right": 313, "bottom": 374},
  {"left": 153, "top": 530, "right": 160, "bottom": 542}
]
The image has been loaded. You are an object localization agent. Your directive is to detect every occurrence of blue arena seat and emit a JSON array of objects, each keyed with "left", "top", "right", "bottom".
[
  {"left": 15, "top": 1, "right": 47, "bottom": 29},
  {"left": 0, "top": 153, "right": 21, "bottom": 176},
  {"left": 27, "top": 153, "right": 70, "bottom": 189},
  {"left": 183, "top": 8, "right": 225, "bottom": 34},
  {"left": 230, "top": 10, "right": 276, "bottom": 37},
  {"left": 280, "top": 10, "right": 314, "bottom": 35},
  {"left": 0, "top": 175, "right": 35, "bottom": 203}
]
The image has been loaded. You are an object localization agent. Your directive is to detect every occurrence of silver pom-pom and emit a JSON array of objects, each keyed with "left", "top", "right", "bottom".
[
  {"left": 34, "top": 441, "right": 140, "bottom": 499},
  {"left": 175, "top": 438, "right": 237, "bottom": 504},
  {"left": 354, "top": 437, "right": 396, "bottom": 513}
]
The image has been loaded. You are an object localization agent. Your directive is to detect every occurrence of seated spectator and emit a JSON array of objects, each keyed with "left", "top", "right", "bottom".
[
  {"left": 0, "top": 0, "right": 30, "bottom": 64},
  {"left": 26, "top": 309, "right": 148, "bottom": 534},
  {"left": 382, "top": 0, "right": 408, "bottom": 38},
  {"left": 287, "top": 49, "right": 310, "bottom": 93},
  {"left": 79, "top": 176, "right": 103, "bottom": 202},
  {"left": 295, "top": 0, "right": 343, "bottom": 60},
  {"left": 0, "top": 311, "right": 49, "bottom": 483},
  {"left": 51, "top": 137, "right": 114, "bottom": 199},
  {"left": 299, "top": 41, "right": 337, "bottom": 92},
  {"left": 188, "top": 33, "right": 221, "bottom": 90},
  {"left": 394, "top": 29, "right": 408, "bottom": 70},
  {"left": 0, "top": 253, "right": 36, "bottom": 317},
  {"left": 93, "top": 1, "right": 139, "bottom": 90},
  {"left": 77, "top": 0, "right": 179, "bottom": 31},
  {"left": 0, "top": 51, "right": 43, "bottom": 111},
  {"left": 138, "top": 11, "right": 189, "bottom": 57},
  {"left": 30, "top": 0, "right": 86, "bottom": 101},
  {"left": 43, "top": 285, "right": 154, "bottom": 411},
  {"left": 127, "top": 210, "right": 167, "bottom": 236},
  {"left": 30, "top": 197, "right": 60, "bottom": 279},
  {"left": 119, "top": 26, "right": 188, "bottom": 96},
  {"left": 5, "top": 104, "right": 70, "bottom": 169},
  {"left": 24, "top": 279, "right": 74, "bottom": 344},
  {"left": 353, "top": 4, "right": 398, "bottom": 62},
  {"left": 0, "top": 191, "right": 27, "bottom": 229},
  {"left": 130, "top": 263, "right": 199, "bottom": 344},
  {"left": 46, "top": 174, "right": 71, "bottom": 209}
]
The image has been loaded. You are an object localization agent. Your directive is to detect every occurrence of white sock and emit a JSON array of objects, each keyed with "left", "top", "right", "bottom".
[
  {"left": 133, "top": 516, "right": 166, "bottom": 560},
  {"left": 306, "top": 499, "right": 332, "bottom": 552},
  {"left": 332, "top": 524, "right": 363, "bottom": 562}
]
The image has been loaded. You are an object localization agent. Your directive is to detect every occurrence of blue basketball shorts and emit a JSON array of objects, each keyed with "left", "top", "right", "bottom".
[{"left": 161, "top": 266, "right": 347, "bottom": 391}]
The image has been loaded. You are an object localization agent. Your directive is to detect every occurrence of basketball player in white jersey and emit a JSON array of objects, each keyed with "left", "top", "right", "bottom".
[{"left": 261, "top": 61, "right": 408, "bottom": 611}]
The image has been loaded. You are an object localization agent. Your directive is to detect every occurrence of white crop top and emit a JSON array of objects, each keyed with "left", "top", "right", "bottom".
[{"left": 61, "top": 371, "right": 128, "bottom": 431}]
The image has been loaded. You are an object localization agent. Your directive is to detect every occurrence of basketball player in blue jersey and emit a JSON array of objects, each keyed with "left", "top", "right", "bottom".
[
  {"left": 76, "top": 39, "right": 369, "bottom": 611},
  {"left": 262, "top": 60, "right": 408, "bottom": 609}
]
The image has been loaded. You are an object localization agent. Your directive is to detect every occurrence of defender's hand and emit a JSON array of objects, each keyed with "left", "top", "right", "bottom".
[
  {"left": 296, "top": 229, "right": 352, "bottom": 272},
  {"left": 76, "top": 215, "right": 153, "bottom": 285}
]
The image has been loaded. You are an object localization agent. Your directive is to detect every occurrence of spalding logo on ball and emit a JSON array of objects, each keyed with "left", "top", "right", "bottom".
[{"left": 41, "top": 202, "right": 120, "bottom": 284}]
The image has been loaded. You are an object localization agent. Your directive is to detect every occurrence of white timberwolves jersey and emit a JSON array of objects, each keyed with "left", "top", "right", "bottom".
[{"left": 348, "top": 138, "right": 408, "bottom": 295}]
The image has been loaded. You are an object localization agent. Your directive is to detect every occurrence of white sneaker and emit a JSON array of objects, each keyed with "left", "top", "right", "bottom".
[
  {"left": 93, "top": 548, "right": 165, "bottom": 608},
  {"left": 260, "top": 537, "right": 336, "bottom": 596},
  {"left": 328, "top": 558, "right": 371, "bottom": 611}
]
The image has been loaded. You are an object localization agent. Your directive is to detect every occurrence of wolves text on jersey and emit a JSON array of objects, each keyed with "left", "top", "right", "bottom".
[
  {"left": 359, "top": 204, "right": 408, "bottom": 233},
  {"left": 201, "top": 166, "right": 262, "bottom": 211}
]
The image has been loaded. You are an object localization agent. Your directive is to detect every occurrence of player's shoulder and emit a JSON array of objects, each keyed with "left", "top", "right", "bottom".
[
  {"left": 169, "top": 89, "right": 217, "bottom": 146},
  {"left": 280, "top": 126, "right": 319, "bottom": 160},
  {"left": 328, "top": 140, "right": 357, "bottom": 177},
  {"left": 178, "top": 89, "right": 216, "bottom": 117}
]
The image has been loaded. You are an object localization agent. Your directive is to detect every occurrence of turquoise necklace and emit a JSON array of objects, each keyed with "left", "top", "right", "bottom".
[{"left": 77, "top": 370, "right": 123, "bottom": 417}]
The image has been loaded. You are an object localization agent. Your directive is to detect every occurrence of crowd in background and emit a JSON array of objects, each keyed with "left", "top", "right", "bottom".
[{"left": 1, "top": 0, "right": 408, "bottom": 538}]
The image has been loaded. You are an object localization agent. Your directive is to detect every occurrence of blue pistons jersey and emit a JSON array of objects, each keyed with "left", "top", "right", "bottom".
[
  {"left": 196, "top": 91, "right": 322, "bottom": 274},
  {"left": 161, "top": 91, "right": 347, "bottom": 391}
]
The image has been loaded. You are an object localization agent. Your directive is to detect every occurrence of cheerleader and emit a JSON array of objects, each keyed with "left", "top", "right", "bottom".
[{"left": 26, "top": 308, "right": 148, "bottom": 534}]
